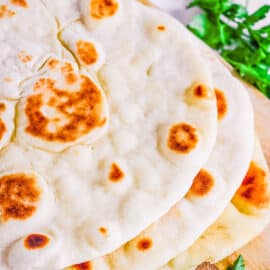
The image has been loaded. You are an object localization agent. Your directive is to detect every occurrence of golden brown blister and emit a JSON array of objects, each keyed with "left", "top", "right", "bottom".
[
  {"left": 90, "top": 0, "right": 119, "bottom": 19},
  {"left": 187, "top": 170, "right": 215, "bottom": 198},
  {"left": 0, "top": 173, "right": 41, "bottom": 222},
  {"left": 17, "top": 57, "right": 108, "bottom": 152},
  {"left": 232, "top": 161, "right": 270, "bottom": 214},
  {"left": 24, "top": 234, "right": 50, "bottom": 250}
]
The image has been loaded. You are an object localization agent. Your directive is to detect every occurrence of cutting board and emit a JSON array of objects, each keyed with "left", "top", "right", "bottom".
[{"left": 139, "top": 0, "right": 270, "bottom": 268}]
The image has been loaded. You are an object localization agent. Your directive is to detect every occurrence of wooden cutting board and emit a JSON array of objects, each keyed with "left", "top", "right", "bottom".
[{"left": 139, "top": 0, "right": 270, "bottom": 268}]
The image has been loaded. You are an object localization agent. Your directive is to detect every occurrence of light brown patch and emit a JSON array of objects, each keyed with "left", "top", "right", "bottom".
[
  {"left": 0, "top": 103, "right": 6, "bottom": 140},
  {"left": 18, "top": 51, "right": 32, "bottom": 63},
  {"left": 157, "top": 25, "right": 166, "bottom": 31},
  {"left": 167, "top": 123, "right": 198, "bottom": 154},
  {"left": 0, "top": 5, "right": 15, "bottom": 18},
  {"left": 90, "top": 0, "right": 119, "bottom": 19},
  {"left": 71, "top": 262, "right": 92, "bottom": 270},
  {"left": 61, "top": 62, "right": 78, "bottom": 84},
  {"left": 47, "top": 59, "right": 60, "bottom": 70},
  {"left": 10, "top": 0, "right": 28, "bottom": 8},
  {"left": 3, "top": 77, "right": 13, "bottom": 82},
  {"left": 187, "top": 169, "right": 214, "bottom": 197},
  {"left": 136, "top": 238, "right": 153, "bottom": 251},
  {"left": 233, "top": 161, "right": 270, "bottom": 209},
  {"left": 25, "top": 70, "right": 106, "bottom": 143},
  {"left": 215, "top": 89, "right": 227, "bottom": 120},
  {"left": 24, "top": 234, "right": 50, "bottom": 250},
  {"left": 0, "top": 173, "right": 41, "bottom": 222},
  {"left": 77, "top": 40, "right": 98, "bottom": 65},
  {"left": 99, "top": 227, "right": 107, "bottom": 235},
  {"left": 109, "top": 163, "right": 124, "bottom": 182}
]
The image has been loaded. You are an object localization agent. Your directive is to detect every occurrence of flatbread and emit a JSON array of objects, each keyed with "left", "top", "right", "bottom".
[
  {"left": 41, "top": 0, "right": 80, "bottom": 29},
  {"left": 66, "top": 42, "right": 254, "bottom": 270},
  {"left": 0, "top": 0, "right": 218, "bottom": 269},
  {"left": 161, "top": 138, "right": 270, "bottom": 270},
  {"left": 0, "top": 0, "right": 61, "bottom": 99}
]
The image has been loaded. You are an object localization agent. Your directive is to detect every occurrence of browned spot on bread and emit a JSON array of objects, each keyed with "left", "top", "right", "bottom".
[
  {"left": 168, "top": 123, "right": 198, "bottom": 154},
  {"left": 0, "top": 5, "right": 15, "bottom": 18},
  {"left": 0, "top": 173, "right": 41, "bottom": 222},
  {"left": 24, "top": 234, "right": 50, "bottom": 250},
  {"left": 25, "top": 69, "right": 106, "bottom": 143},
  {"left": 61, "top": 62, "right": 78, "bottom": 84},
  {"left": 136, "top": 238, "right": 153, "bottom": 251},
  {"left": 0, "top": 103, "right": 6, "bottom": 113},
  {"left": 157, "top": 25, "right": 166, "bottom": 31},
  {"left": 18, "top": 51, "right": 32, "bottom": 63},
  {"left": 10, "top": 0, "right": 28, "bottom": 8},
  {"left": 99, "top": 227, "right": 107, "bottom": 235},
  {"left": 47, "top": 59, "right": 60, "bottom": 70},
  {"left": 215, "top": 89, "right": 227, "bottom": 120},
  {"left": 90, "top": 0, "right": 119, "bottom": 19},
  {"left": 3, "top": 77, "right": 13, "bottom": 82},
  {"left": 194, "top": 84, "right": 210, "bottom": 98},
  {"left": 77, "top": 40, "right": 98, "bottom": 65},
  {"left": 71, "top": 262, "right": 92, "bottom": 270},
  {"left": 109, "top": 163, "right": 124, "bottom": 182},
  {"left": 233, "top": 161, "right": 270, "bottom": 209},
  {"left": 187, "top": 169, "right": 214, "bottom": 197},
  {"left": 0, "top": 119, "right": 6, "bottom": 141},
  {"left": 0, "top": 103, "right": 7, "bottom": 140}
]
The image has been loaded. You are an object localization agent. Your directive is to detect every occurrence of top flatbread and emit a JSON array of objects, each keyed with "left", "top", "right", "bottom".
[
  {"left": 0, "top": 0, "right": 217, "bottom": 269},
  {"left": 65, "top": 38, "right": 254, "bottom": 270}
]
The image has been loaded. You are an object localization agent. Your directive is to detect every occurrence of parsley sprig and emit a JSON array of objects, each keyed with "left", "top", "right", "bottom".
[
  {"left": 187, "top": 0, "right": 270, "bottom": 98},
  {"left": 226, "top": 255, "right": 245, "bottom": 270}
]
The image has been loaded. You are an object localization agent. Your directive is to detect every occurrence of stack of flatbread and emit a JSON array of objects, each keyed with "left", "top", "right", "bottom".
[{"left": 0, "top": 0, "right": 269, "bottom": 269}]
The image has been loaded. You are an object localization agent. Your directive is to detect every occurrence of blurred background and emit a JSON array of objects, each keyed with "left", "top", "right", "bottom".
[{"left": 150, "top": 0, "right": 270, "bottom": 25}]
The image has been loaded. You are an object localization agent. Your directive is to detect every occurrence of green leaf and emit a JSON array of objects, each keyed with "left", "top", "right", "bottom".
[
  {"left": 187, "top": 14, "right": 208, "bottom": 38},
  {"left": 224, "top": 4, "right": 248, "bottom": 20},
  {"left": 187, "top": 0, "right": 270, "bottom": 99},
  {"left": 244, "top": 5, "right": 270, "bottom": 26},
  {"left": 226, "top": 255, "right": 245, "bottom": 270}
]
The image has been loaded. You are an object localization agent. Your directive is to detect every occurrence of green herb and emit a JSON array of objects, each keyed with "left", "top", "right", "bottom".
[
  {"left": 226, "top": 255, "right": 245, "bottom": 270},
  {"left": 187, "top": 0, "right": 270, "bottom": 98}
]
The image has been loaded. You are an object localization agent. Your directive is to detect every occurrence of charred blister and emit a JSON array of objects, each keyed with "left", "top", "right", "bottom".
[
  {"left": 77, "top": 40, "right": 99, "bottom": 65},
  {"left": 167, "top": 123, "right": 198, "bottom": 154},
  {"left": 136, "top": 237, "right": 153, "bottom": 252},
  {"left": 108, "top": 163, "right": 125, "bottom": 182},
  {"left": 0, "top": 173, "right": 41, "bottom": 222},
  {"left": 187, "top": 169, "right": 215, "bottom": 197},
  {"left": 68, "top": 261, "right": 93, "bottom": 270},
  {"left": 24, "top": 234, "right": 50, "bottom": 250},
  {"left": 156, "top": 25, "right": 166, "bottom": 32},
  {"left": 215, "top": 89, "right": 227, "bottom": 120},
  {"left": 233, "top": 161, "right": 270, "bottom": 213},
  {"left": 10, "top": 0, "right": 28, "bottom": 8},
  {"left": 90, "top": 0, "right": 119, "bottom": 19}
]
